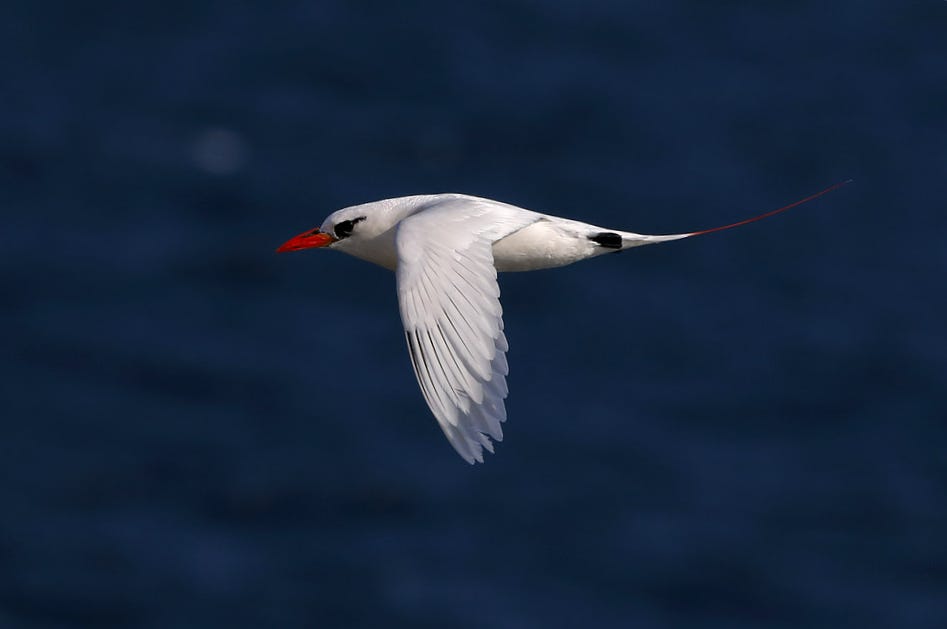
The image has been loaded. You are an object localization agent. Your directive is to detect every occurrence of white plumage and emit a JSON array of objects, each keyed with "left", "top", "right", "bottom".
[{"left": 278, "top": 183, "right": 847, "bottom": 463}]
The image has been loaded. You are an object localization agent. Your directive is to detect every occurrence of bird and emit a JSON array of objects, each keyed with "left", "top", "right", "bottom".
[{"left": 277, "top": 181, "right": 849, "bottom": 464}]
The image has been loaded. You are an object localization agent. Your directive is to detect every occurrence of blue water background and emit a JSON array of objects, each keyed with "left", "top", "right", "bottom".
[{"left": 2, "top": 1, "right": 946, "bottom": 627}]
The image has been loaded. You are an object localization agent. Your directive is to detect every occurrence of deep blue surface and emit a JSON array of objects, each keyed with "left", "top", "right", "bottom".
[{"left": 2, "top": 1, "right": 946, "bottom": 627}]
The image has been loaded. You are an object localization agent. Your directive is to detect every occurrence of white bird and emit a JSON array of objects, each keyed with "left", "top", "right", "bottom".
[{"left": 278, "top": 181, "right": 848, "bottom": 463}]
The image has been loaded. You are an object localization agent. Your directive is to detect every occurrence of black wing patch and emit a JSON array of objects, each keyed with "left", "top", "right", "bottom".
[{"left": 589, "top": 232, "right": 623, "bottom": 249}]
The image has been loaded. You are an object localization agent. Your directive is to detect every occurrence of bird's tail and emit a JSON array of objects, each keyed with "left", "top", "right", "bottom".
[{"left": 616, "top": 180, "right": 852, "bottom": 249}]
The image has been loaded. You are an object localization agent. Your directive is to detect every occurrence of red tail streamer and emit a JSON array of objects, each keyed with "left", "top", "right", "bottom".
[{"left": 689, "top": 179, "right": 852, "bottom": 237}]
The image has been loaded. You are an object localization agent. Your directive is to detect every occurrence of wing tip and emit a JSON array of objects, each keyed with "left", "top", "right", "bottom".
[{"left": 448, "top": 427, "right": 502, "bottom": 464}]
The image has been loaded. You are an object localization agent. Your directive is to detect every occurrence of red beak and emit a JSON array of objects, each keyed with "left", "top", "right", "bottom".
[{"left": 276, "top": 228, "right": 336, "bottom": 253}]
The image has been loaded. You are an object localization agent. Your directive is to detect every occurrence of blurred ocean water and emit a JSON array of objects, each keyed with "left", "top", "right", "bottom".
[{"left": 1, "top": 1, "right": 946, "bottom": 627}]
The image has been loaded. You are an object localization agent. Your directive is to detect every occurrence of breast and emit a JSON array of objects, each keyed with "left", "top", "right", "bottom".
[{"left": 492, "top": 220, "right": 597, "bottom": 272}]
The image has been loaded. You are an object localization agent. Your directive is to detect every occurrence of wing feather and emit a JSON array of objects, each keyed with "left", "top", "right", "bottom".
[{"left": 395, "top": 199, "right": 539, "bottom": 463}]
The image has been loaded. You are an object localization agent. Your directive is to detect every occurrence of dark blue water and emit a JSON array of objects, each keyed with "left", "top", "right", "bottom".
[{"left": 2, "top": 1, "right": 945, "bottom": 627}]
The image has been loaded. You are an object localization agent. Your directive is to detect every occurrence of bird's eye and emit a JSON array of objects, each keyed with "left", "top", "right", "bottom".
[{"left": 334, "top": 216, "right": 365, "bottom": 239}]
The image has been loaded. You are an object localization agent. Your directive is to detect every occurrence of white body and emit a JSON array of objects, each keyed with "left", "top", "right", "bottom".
[
  {"left": 309, "top": 194, "right": 690, "bottom": 463},
  {"left": 327, "top": 194, "right": 689, "bottom": 272}
]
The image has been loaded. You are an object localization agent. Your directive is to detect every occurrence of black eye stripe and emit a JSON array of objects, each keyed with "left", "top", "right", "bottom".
[{"left": 334, "top": 216, "right": 366, "bottom": 239}]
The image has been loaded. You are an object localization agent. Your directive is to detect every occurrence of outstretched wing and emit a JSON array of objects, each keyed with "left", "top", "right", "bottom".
[{"left": 395, "top": 198, "right": 540, "bottom": 463}]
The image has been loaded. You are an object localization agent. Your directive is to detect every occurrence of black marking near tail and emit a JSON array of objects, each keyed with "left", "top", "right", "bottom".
[{"left": 589, "top": 232, "right": 623, "bottom": 249}]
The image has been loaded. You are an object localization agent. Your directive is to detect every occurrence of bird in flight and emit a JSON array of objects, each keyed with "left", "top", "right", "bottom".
[{"left": 277, "top": 181, "right": 849, "bottom": 463}]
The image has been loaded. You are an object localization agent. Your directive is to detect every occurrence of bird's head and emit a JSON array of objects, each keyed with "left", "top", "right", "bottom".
[
  {"left": 276, "top": 205, "right": 372, "bottom": 253},
  {"left": 277, "top": 197, "right": 435, "bottom": 269}
]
